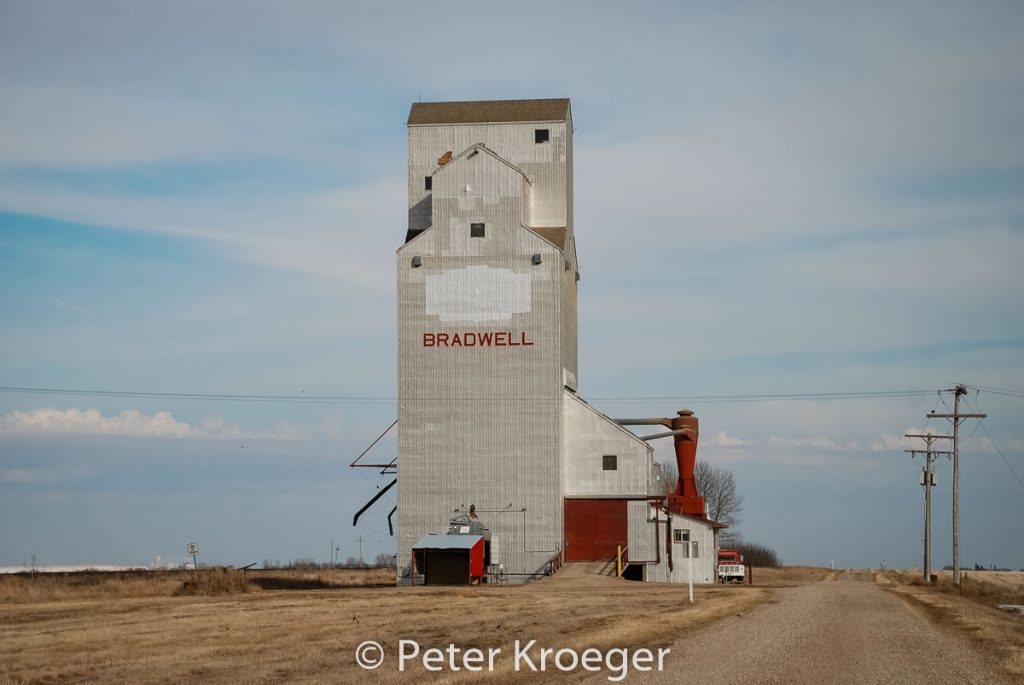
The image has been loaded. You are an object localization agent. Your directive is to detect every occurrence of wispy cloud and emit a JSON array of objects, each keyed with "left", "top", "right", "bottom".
[
  {"left": 765, "top": 435, "right": 861, "bottom": 451},
  {"left": 0, "top": 407, "right": 301, "bottom": 440},
  {"left": 53, "top": 297, "right": 95, "bottom": 317},
  {"left": 0, "top": 468, "right": 33, "bottom": 483},
  {"left": 703, "top": 430, "right": 749, "bottom": 447}
]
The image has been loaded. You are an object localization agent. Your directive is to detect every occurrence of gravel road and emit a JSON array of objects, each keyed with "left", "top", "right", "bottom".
[{"left": 586, "top": 570, "right": 1015, "bottom": 684}]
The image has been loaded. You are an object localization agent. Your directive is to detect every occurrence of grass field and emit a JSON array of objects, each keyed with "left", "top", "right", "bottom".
[
  {"left": 0, "top": 566, "right": 778, "bottom": 684},
  {"left": 0, "top": 567, "right": 395, "bottom": 604},
  {"left": 878, "top": 569, "right": 1024, "bottom": 679}
]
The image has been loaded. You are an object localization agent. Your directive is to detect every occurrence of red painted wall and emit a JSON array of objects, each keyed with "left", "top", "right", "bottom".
[
  {"left": 564, "top": 499, "right": 628, "bottom": 561},
  {"left": 470, "top": 538, "right": 484, "bottom": 578}
]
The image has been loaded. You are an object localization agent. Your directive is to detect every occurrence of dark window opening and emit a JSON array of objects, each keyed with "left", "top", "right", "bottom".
[
  {"left": 602, "top": 454, "right": 617, "bottom": 471},
  {"left": 470, "top": 223, "right": 485, "bottom": 238},
  {"left": 425, "top": 176, "right": 432, "bottom": 191},
  {"left": 535, "top": 128, "right": 550, "bottom": 144}
]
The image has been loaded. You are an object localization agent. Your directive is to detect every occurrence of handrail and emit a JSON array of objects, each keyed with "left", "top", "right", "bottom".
[
  {"left": 617, "top": 546, "right": 629, "bottom": 577},
  {"left": 545, "top": 549, "right": 564, "bottom": 576}
]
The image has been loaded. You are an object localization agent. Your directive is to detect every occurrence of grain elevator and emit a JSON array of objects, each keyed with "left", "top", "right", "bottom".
[{"left": 381, "top": 98, "right": 718, "bottom": 584}]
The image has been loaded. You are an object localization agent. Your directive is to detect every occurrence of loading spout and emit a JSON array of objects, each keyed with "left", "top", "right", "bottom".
[
  {"left": 387, "top": 505, "right": 398, "bottom": 536},
  {"left": 352, "top": 478, "right": 397, "bottom": 527}
]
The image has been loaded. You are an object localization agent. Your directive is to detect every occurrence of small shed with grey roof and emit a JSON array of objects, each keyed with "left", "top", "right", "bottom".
[{"left": 411, "top": 533, "right": 486, "bottom": 585}]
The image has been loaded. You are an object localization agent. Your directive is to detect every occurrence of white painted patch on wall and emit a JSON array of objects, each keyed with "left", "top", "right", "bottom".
[{"left": 425, "top": 265, "right": 532, "bottom": 322}]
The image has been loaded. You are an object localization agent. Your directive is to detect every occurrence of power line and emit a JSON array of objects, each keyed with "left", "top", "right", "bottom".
[
  {"left": 965, "top": 384, "right": 1024, "bottom": 399},
  {"left": 976, "top": 420, "right": 1024, "bottom": 492},
  {"left": 0, "top": 385, "right": 391, "bottom": 405},
  {"left": 0, "top": 384, "right": 939, "bottom": 406},
  {"left": 960, "top": 392, "right": 984, "bottom": 444}
]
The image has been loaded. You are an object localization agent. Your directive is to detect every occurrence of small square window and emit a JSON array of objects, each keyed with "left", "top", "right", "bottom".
[
  {"left": 424, "top": 176, "right": 432, "bottom": 191},
  {"left": 470, "top": 223, "right": 485, "bottom": 238},
  {"left": 602, "top": 454, "right": 617, "bottom": 471},
  {"left": 673, "top": 529, "right": 690, "bottom": 544},
  {"left": 535, "top": 128, "right": 550, "bottom": 144}
]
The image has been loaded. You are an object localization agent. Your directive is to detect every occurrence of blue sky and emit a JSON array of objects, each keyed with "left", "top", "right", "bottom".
[{"left": 1, "top": 1, "right": 1022, "bottom": 570}]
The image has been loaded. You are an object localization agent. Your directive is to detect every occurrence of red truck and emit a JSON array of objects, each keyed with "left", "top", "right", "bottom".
[{"left": 717, "top": 549, "right": 746, "bottom": 583}]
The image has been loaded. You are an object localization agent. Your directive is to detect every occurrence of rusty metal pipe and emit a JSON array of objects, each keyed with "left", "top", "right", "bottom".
[
  {"left": 639, "top": 428, "right": 693, "bottom": 441},
  {"left": 615, "top": 418, "right": 672, "bottom": 427}
]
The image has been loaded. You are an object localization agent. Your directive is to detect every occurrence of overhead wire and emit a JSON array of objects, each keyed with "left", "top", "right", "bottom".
[
  {"left": 0, "top": 384, "right": 939, "bottom": 406},
  {"left": 965, "top": 384, "right": 1024, "bottom": 399},
  {"left": 977, "top": 421, "right": 1024, "bottom": 492},
  {"left": 960, "top": 392, "right": 1024, "bottom": 492},
  {"left": 960, "top": 391, "right": 984, "bottom": 444}
]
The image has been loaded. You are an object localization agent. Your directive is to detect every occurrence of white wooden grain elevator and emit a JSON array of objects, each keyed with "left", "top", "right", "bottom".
[{"left": 385, "top": 98, "right": 717, "bottom": 584}]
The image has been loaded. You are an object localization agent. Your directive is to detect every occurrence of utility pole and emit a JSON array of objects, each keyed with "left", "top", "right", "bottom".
[
  {"left": 928, "top": 384, "right": 986, "bottom": 586},
  {"left": 905, "top": 432, "right": 952, "bottom": 583},
  {"left": 356, "top": 536, "right": 364, "bottom": 565}
]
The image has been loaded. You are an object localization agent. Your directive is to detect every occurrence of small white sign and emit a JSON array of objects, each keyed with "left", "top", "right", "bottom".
[{"left": 187, "top": 542, "right": 199, "bottom": 555}]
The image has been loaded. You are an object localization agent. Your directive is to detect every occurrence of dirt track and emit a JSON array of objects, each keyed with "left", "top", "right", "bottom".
[{"left": 588, "top": 569, "right": 1016, "bottom": 684}]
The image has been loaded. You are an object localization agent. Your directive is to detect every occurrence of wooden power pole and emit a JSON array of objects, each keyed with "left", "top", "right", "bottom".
[
  {"left": 928, "top": 384, "right": 986, "bottom": 586},
  {"left": 905, "top": 432, "right": 952, "bottom": 583}
]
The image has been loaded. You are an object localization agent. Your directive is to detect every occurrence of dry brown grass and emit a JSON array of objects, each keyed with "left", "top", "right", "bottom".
[
  {"left": 878, "top": 570, "right": 1024, "bottom": 680},
  {"left": 749, "top": 565, "right": 837, "bottom": 586},
  {"left": 0, "top": 571, "right": 778, "bottom": 684},
  {"left": 176, "top": 567, "right": 256, "bottom": 596},
  {"left": 0, "top": 571, "right": 183, "bottom": 604},
  {"left": 246, "top": 567, "right": 393, "bottom": 590},
  {"left": 0, "top": 568, "right": 394, "bottom": 604}
]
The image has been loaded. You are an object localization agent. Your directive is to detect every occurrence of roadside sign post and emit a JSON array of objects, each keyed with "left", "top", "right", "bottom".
[
  {"left": 187, "top": 542, "right": 199, "bottom": 579},
  {"left": 687, "top": 542, "right": 694, "bottom": 604}
]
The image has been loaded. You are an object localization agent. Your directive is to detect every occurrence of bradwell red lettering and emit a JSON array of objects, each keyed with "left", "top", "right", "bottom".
[{"left": 422, "top": 331, "right": 535, "bottom": 348}]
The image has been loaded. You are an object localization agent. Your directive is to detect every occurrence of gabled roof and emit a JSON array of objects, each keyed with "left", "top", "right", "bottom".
[
  {"left": 563, "top": 390, "right": 653, "bottom": 452},
  {"left": 409, "top": 98, "right": 571, "bottom": 125},
  {"left": 529, "top": 227, "right": 567, "bottom": 251},
  {"left": 432, "top": 143, "right": 531, "bottom": 184}
]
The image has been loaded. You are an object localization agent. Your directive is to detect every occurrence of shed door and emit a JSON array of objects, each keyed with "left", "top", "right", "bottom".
[
  {"left": 424, "top": 550, "right": 470, "bottom": 585},
  {"left": 564, "top": 499, "right": 628, "bottom": 561}
]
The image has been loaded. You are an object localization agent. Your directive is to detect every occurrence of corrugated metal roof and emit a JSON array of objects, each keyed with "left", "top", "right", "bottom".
[
  {"left": 411, "top": 533, "right": 483, "bottom": 550},
  {"left": 408, "top": 98, "right": 571, "bottom": 125}
]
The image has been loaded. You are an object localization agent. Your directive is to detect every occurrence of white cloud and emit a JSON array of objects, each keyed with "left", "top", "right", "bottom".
[
  {"left": 0, "top": 407, "right": 301, "bottom": 440},
  {"left": 765, "top": 435, "right": 860, "bottom": 451},
  {"left": 871, "top": 428, "right": 940, "bottom": 452},
  {"left": 0, "top": 469, "right": 33, "bottom": 483},
  {"left": 703, "top": 430, "right": 749, "bottom": 447},
  {"left": 871, "top": 434, "right": 910, "bottom": 452}
]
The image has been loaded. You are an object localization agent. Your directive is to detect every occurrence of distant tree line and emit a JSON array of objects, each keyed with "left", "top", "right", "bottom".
[
  {"left": 738, "top": 542, "right": 782, "bottom": 568},
  {"left": 941, "top": 563, "right": 1018, "bottom": 572},
  {"left": 261, "top": 553, "right": 395, "bottom": 570}
]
